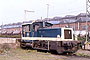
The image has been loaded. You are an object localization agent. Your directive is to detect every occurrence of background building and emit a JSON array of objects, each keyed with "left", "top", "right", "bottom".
[{"left": 0, "top": 13, "right": 90, "bottom": 37}]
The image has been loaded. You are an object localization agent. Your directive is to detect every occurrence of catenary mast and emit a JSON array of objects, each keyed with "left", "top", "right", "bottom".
[{"left": 86, "top": 0, "right": 90, "bottom": 43}]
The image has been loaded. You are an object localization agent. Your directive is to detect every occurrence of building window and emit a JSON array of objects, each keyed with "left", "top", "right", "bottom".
[
  {"left": 82, "top": 25, "right": 86, "bottom": 30},
  {"left": 69, "top": 26, "right": 75, "bottom": 30}
]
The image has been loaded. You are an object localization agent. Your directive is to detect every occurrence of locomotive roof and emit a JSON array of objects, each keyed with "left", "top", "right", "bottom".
[
  {"left": 38, "top": 27, "right": 72, "bottom": 30},
  {"left": 22, "top": 21, "right": 53, "bottom": 26},
  {"left": 22, "top": 20, "right": 36, "bottom": 25}
]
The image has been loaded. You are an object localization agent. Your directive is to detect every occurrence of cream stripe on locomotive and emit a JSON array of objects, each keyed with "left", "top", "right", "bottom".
[{"left": 22, "top": 37, "right": 73, "bottom": 41}]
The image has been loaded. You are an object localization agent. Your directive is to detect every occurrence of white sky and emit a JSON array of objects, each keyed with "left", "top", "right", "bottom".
[{"left": 0, "top": 0, "right": 86, "bottom": 25}]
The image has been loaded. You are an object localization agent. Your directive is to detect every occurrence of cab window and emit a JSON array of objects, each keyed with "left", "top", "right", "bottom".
[
  {"left": 22, "top": 24, "right": 31, "bottom": 32},
  {"left": 64, "top": 30, "right": 72, "bottom": 39}
]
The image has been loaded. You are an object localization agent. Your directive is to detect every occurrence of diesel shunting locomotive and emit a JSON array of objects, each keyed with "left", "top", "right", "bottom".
[{"left": 21, "top": 21, "right": 80, "bottom": 54}]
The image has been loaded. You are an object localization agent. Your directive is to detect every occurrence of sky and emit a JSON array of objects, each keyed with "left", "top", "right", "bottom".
[{"left": 0, "top": 0, "right": 86, "bottom": 25}]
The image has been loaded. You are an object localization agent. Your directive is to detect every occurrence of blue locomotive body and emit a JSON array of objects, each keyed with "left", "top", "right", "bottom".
[
  {"left": 22, "top": 28, "right": 62, "bottom": 38},
  {"left": 37, "top": 28, "right": 61, "bottom": 37}
]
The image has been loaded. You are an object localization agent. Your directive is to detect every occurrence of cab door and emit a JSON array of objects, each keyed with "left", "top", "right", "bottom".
[{"left": 22, "top": 24, "right": 31, "bottom": 37}]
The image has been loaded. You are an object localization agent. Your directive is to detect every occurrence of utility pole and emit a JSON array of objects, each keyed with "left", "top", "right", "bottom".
[
  {"left": 46, "top": 4, "right": 49, "bottom": 18},
  {"left": 86, "top": 0, "right": 90, "bottom": 43},
  {"left": 24, "top": 10, "right": 35, "bottom": 20},
  {"left": 1, "top": 21, "right": 3, "bottom": 29}
]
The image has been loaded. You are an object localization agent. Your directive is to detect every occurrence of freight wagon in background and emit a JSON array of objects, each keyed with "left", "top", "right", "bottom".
[{"left": 21, "top": 21, "right": 80, "bottom": 54}]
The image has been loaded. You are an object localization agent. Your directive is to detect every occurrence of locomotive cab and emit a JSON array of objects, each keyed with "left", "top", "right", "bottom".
[{"left": 21, "top": 21, "right": 53, "bottom": 42}]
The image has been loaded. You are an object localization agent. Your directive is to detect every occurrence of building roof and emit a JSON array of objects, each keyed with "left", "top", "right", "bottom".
[
  {"left": 0, "top": 13, "right": 90, "bottom": 29},
  {"left": 76, "top": 17, "right": 90, "bottom": 22}
]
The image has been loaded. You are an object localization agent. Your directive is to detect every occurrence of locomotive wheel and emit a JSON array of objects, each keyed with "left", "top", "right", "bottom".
[
  {"left": 72, "top": 46, "right": 78, "bottom": 53},
  {"left": 20, "top": 43, "right": 26, "bottom": 48},
  {"left": 56, "top": 47, "right": 63, "bottom": 54}
]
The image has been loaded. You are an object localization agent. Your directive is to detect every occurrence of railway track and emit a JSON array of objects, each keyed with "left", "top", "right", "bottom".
[
  {"left": 51, "top": 53, "right": 90, "bottom": 60},
  {"left": 35, "top": 49, "right": 90, "bottom": 60}
]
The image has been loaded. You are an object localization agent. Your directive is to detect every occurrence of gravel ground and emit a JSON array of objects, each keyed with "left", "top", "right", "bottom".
[
  {"left": 76, "top": 49, "right": 90, "bottom": 56},
  {"left": 64, "top": 56, "right": 90, "bottom": 60},
  {"left": 0, "top": 48, "right": 90, "bottom": 60}
]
